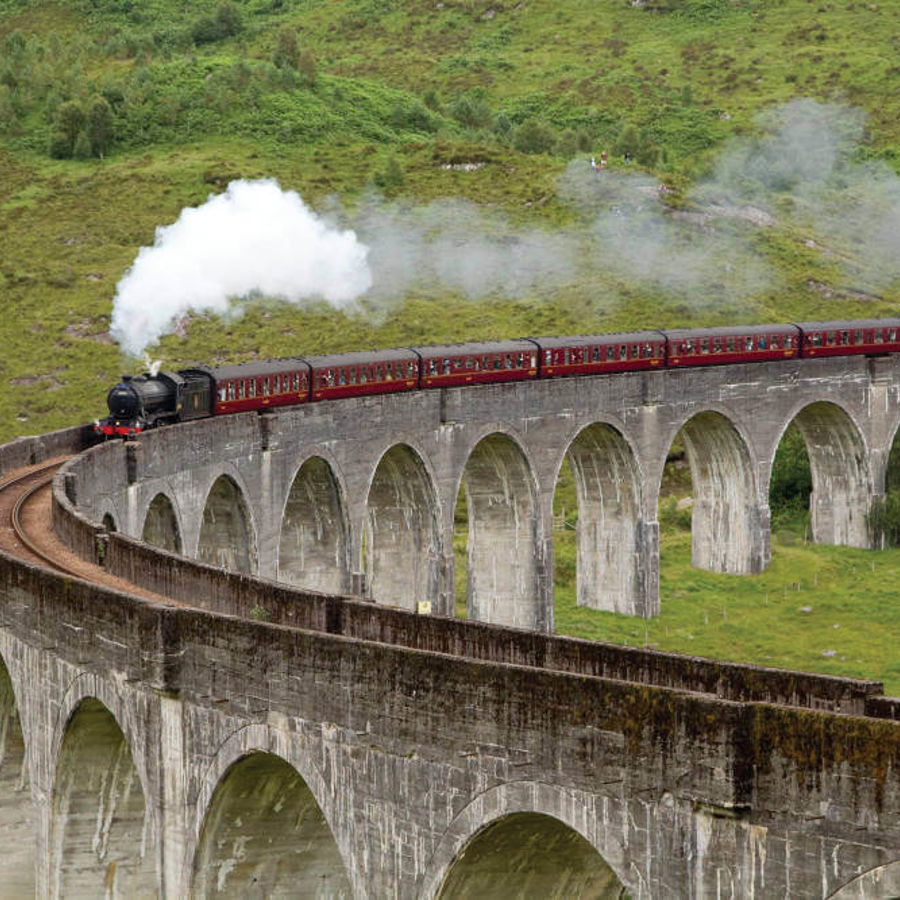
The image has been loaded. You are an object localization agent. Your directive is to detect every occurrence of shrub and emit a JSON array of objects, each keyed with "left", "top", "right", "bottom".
[
  {"left": 192, "top": 2, "right": 242, "bottom": 45},
  {"left": 48, "top": 131, "right": 72, "bottom": 159},
  {"left": 72, "top": 130, "right": 92, "bottom": 160},
  {"left": 512, "top": 117, "right": 556, "bottom": 154},
  {"left": 374, "top": 155, "right": 404, "bottom": 193},
  {"left": 554, "top": 127, "right": 579, "bottom": 159},
  {"left": 451, "top": 94, "right": 492, "bottom": 130}
]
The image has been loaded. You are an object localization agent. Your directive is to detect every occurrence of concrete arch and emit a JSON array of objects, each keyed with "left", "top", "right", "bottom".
[
  {"left": 560, "top": 422, "right": 644, "bottom": 615},
  {"left": 189, "top": 723, "right": 351, "bottom": 898},
  {"left": 668, "top": 410, "right": 763, "bottom": 574},
  {"left": 50, "top": 696, "right": 155, "bottom": 898},
  {"left": 197, "top": 473, "right": 258, "bottom": 573},
  {"left": 0, "top": 652, "right": 35, "bottom": 897},
  {"left": 364, "top": 443, "right": 441, "bottom": 611},
  {"left": 420, "top": 781, "right": 631, "bottom": 899},
  {"left": 141, "top": 491, "right": 183, "bottom": 554},
  {"left": 460, "top": 433, "right": 541, "bottom": 628},
  {"left": 828, "top": 860, "right": 900, "bottom": 898},
  {"left": 101, "top": 511, "right": 117, "bottom": 533},
  {"left": 776, "top": 401, "right": 872, "bottom": 548},
  {"left": 278, "top": 455, "right": 350, "bottom": 594}
]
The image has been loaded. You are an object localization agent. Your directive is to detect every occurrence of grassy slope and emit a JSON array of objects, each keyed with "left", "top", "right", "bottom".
[{"left": 2, "top": 0, "right": 900, "bottom": 689}]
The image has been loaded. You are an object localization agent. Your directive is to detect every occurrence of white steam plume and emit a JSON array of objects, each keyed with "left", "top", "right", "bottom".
[{"left": 110, "top": 179, "right": 372, "bottom": 357}]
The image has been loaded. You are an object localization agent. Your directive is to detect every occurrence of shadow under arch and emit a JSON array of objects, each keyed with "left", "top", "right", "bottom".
[
  {"left": 364, "top": 443, "right": 441, "bottom": 611},
  {"left": 191, "top": 750, "right": 352, "bottom": 898},
  {"left": 460, "top": 432, "right": 540, "bottom": 628},
  {"left": 51, "top": 697, "right": 154, "bottom": 897},
  {"left": 437, "top": 812, "right": 626, "bottom": 899},
  {"left": 562, "top": 421, "right": 643, "bottom": 615},
  {"left": 670, "top": 409, "right": 761, "bottom": 574},
  {"left": 421, "top": 782, "right": 630, "bottom": 899},
  {"left": 278, "top": 455, "right": 350, "bottom": 594},
  {"left": 783, "top": 400, "right": 871, "bottom": 548},
  {"left": 0, "top": 653, "right": 34, "bottom": 897},
  {"left": 141, "top": 491, "right": 182, "bottom": 554},
  {"left": 197, "top": 473, "right": 258, "bottom": 573}
]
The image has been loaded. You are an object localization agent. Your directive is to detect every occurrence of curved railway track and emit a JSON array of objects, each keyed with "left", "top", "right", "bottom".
[{"left": 0, "top": 457, "right": 83, "bottom": 575}]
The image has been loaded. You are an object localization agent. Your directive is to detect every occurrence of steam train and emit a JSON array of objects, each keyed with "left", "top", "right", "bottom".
[{"left": 96, "top": 319, "right": 900, "bottom": 437}]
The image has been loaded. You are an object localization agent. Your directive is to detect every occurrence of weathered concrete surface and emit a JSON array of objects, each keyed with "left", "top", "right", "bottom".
[
  {"left": 2, "top": 539, "right": 900, "bottom": 898},
  {"left": 68, "top": 354, "right": 900, "bottom": 624}
]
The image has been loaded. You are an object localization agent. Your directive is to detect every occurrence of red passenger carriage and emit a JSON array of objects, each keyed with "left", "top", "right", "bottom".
[
  {"left": 536, "top": 331, "right": 666, "bottom": 377},
  {"left": 666, "top": 324, "right": 800, "bottom": 367},
  {"left": 795, "top": 319, "right": 900, "bottom": 358},
  {"left": 415, "top": 340, "right": 538, "bottom": 388},
  {"left": 308, "top": 348, "right": 419, "bottom": 401},
  {"left": 210, "top": 359, "right": 311, "bottom": 415}
]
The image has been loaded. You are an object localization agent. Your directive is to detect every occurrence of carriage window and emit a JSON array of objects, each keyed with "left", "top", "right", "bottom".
[
  {"left": 238, "top": 380, "right": 246, "bottom": 399},
  {"left": 759, "top": 336, "right": 767, "bottom": 350},
  {"left": 713, "top": 338, "right": 722, "bottom": 352},
  {"left": 591, "top": 347, "right": 599, "bottom": 362},
  {"left": 349, "top": 367, "right": 357, "bottom": 385},
  {"left": 465, "top": 357, "right": 473, "bottom": 370},
  {"left": 606, "top": 346, "right": 615, "bottom": 361},
  {"left": 727, "top": 337, "right": 735, "bottom": 351},
  {"left": 271, "top": 375, "right": 279, "bottom": 393},
  {"left": 360, "top": 368, "right": 368, "bottom": 383},
  {"left": 227, "top": 382, "right": 236, "bottom": 400},
  {"left": 875, "top": 330, "right": 884, "bottom": 343},
  {"left": 428, "top": 360, "right": 437, "bottom": 375},
  {"left": 518, "top": 352, "right": 525, "bottom": 367},
  {"left": 247, "top": 379, "right": 255, "bottom": 398},
  {"left": 628, "top": 344, "right": 637, "bottom": 359},
  {"left": 338, "top": 369, "right": 346, "bottom": 386},
  {"left": 813, "top": 333, "right": 822, "bottom": 346},
  {"left": 563, "top": 349, "right": 570, "bottom": 365},
  {"left": 891, "top": 329, "right": 898, "bottom": 342},
  {"left": 504, "top": 355, "right": 512, "bottom": 369},
  {"left": 685, "top": 340, "right": 694, "bottom": 354},
  {"left": 840, "top": 331, "right": 849, "bottom": 346},
  {"left": 854, "top": 330, "right": 863, "bottom": 344},
  {"left": 218, "top": 386, "right": 227, "bottom": 402},
  {"left": 618, "top": 345, "right": 626, "bottom": 360},
  {"left": 700, "top": 339, "right": 709, "bottom": 354}
]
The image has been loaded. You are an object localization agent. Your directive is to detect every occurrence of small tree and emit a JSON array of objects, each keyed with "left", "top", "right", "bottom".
[
  {"left": 298, "top": 49, "right": 317, "bottom": 88},
  {"left": 51, "top": 100, "right": 85, "bottom": 158},
  {"left": 86, "top": 95, "right": 114, "bottom": 157},
  {"left": 273, "top": 26, "right": 300, "bottom": 70}
]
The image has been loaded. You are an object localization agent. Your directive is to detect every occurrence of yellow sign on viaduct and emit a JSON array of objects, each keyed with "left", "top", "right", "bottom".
[{"left": 2, "top": 354, "right": 900, "bottom": 896}]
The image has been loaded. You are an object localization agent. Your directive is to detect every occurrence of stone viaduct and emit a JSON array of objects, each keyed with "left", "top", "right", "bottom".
[{"left": 1, "top": 354, "right": 900, "bottom": 896}]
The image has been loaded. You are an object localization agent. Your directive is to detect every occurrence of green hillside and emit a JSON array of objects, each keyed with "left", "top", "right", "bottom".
[{"left": 2, "top": 0, "right": 900, "bottom": 688}]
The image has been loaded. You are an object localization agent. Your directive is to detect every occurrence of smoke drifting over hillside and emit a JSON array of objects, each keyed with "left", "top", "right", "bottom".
[{"left": 110, "top": 100, "right": 900, "bottom": 357}]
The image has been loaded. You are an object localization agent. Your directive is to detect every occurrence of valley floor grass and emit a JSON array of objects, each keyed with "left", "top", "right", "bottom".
[{"left": 553, "top": 529, "right": 900, "bottom": 697}]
